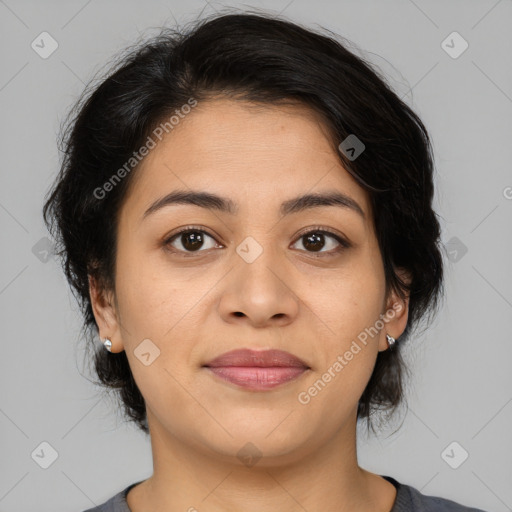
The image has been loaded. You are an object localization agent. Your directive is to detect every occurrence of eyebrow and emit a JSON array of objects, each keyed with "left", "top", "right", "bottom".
[{"left": 142, "top": 189, "right": 365, "bottom": 221}]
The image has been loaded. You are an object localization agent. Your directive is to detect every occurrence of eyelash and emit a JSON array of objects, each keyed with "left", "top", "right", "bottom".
[{"left": 163, "top": 225, "right": 351, "bottom": 257}]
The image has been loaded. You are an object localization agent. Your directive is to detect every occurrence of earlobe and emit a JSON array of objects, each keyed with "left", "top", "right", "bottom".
[
  {"left": 378, "top": 297, "right": 409, "bottom": 352},
  {"left": 88, "top": 274, "right": 122, "bottom": 352},
  {"left": 378, "top": 272, "right": 411, "bottom": 353}
]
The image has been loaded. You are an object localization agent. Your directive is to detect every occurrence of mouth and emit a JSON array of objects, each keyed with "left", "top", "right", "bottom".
[{"left": 202, "top": 348, "right": 310, "bottom": 391}]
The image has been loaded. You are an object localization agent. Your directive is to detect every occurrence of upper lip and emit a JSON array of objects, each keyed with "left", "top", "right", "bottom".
[{"left": 203, "top": 349, "right": 309, "bottom": 368}]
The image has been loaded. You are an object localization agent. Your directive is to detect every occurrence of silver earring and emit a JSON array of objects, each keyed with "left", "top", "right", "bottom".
[
  {"left": 103, "top": 338, "right": 112, "bottom": 352},
  {"left": 386, "top": 334, "right": 396, "bottom": 348}
]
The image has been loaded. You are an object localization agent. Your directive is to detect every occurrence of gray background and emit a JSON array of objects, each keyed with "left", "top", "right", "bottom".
[{"left": 1, "top": 0, "right": 511, "bottom": 511}]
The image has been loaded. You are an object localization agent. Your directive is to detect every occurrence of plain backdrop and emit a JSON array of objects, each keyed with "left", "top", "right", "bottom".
[{"left": 1, "top": 1, "right": 511, "bottom": 511}]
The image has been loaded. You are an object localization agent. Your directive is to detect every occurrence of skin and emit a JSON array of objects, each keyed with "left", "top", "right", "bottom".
[{"left": 89, "top": 98, "right": 410, "bottom": 512}]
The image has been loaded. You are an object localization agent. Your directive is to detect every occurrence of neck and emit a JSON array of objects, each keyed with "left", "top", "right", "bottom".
[{"left": 127, "top": 408, "right": 396, "bottom": 512}]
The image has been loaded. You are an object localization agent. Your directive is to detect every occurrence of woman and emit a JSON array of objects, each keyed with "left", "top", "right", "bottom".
[{"left": 43, "top": 10, "right": 488, "bottom": 512}]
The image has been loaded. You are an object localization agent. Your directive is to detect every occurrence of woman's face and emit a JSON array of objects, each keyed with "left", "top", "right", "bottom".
[{"left": 92, "top": 98, "right": 408, "bottom": 465}]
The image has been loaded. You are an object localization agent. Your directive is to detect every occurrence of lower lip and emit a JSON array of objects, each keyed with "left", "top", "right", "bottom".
[{"left": 204, "top": 366, "right": 308, "bottom": 390}]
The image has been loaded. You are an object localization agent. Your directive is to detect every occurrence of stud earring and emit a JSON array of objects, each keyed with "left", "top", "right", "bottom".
[
  {"left": 103, "top": 338, "right": 112, "bottom": 352},
  {"left": 386, "top": 333, "right": 396, "bottom": 349}
]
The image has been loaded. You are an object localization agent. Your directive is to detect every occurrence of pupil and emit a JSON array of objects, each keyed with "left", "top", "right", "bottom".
[
  {"left": 182, "top": 231, "right": 203, "bottom": 251},
  {"left": 304, "top": 232, "right": 324, "bottom": 252},
  {"left": 179, "top": 232, "right": 326, "bottom": 252}
]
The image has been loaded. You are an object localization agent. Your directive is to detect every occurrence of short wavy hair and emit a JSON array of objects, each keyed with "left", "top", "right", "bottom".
[{"left": 43, "top": 10, "right": 445, "bottom": 435}]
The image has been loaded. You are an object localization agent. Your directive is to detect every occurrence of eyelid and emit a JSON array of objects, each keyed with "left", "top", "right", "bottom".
[
  {"left": 293, "top": 225, "right": 351, "bottom": 249},
  {"left": 163, "top": 225, "right": 351, "bottom": 255},
  {"left": 163, "top": 225, "right": 223, "bottom": 250}
]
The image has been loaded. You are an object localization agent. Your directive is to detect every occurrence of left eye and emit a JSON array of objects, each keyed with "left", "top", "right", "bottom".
[{"left": 291, "top": 230, "right": 348, "bottom": 254}]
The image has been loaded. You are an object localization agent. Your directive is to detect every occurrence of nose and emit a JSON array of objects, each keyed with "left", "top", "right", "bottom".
[{"left": 217, "top": 244, "right": 300, "bottom": 328}]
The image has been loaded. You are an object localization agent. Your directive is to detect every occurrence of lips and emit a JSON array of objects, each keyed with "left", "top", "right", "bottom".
[
  {"left": 202, "top": 349, "right": 310, "bottom": 390},
  {"left": 203, "top": 348, "right": 309, "bottom": 369}
]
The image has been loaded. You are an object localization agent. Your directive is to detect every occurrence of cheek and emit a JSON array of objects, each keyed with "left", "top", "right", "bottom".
[
  {"left": 307, "top": 257, "right": 384, "bottom": 338},
  {"left": 301, "top": 252, "right": 384, "bottom": 394},
  {"left": 297, "top": 270, "right": 384, "bottom": 419},
  {"left": 115, "top": 272, "right": 171, "bottom": 337},
  {"left": 113, "top": 244, "right": 221, "bottom": 388},
  {"left": 114, "top": 238, "right": 189, "bottom": 333}
]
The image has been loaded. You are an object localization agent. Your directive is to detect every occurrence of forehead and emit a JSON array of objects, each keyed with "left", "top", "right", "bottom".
[{"left": 121, "top": 98, "right": 370, "bottom": 220}]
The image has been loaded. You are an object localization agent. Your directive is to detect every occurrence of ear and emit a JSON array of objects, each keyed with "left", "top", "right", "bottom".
[
  {"left": 378, "top": 268, "right": 411, "bottom": 353},
  {"left": 88, "top": 274, "right": 123, "bottom": 353}
]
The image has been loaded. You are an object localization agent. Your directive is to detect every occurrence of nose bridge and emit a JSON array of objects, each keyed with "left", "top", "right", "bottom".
[
  {"left": 218, "top": 231, "right": 299, "bottom": 326},
  {"left": 236, "top": 232, "right": 287, "bottom": 296}
]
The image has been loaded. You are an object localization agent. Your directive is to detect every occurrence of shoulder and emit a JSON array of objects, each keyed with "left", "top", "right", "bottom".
[
  {"left": 383, "top": 476, "right": 489, "bottom": 512},
  {"left": 80, "top": 482, "right": 139, "bottom": 512},
  {"left": 80, "top": 490, "right": 127, "bottom": 512}
]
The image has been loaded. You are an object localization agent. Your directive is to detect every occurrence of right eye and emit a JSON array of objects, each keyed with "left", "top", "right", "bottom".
[{"left": 164, "top": 227, "right": 222, "bottom": 254}]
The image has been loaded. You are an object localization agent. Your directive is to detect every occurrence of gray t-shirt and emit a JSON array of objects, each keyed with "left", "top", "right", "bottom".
[{"left": 81, "top": 476, "right": 488, "bottom": 511}]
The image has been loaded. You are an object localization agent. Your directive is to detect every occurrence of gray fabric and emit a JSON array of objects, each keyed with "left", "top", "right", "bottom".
[{"left": 81, "top": 476, "right": 489, "bottom": 511}]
